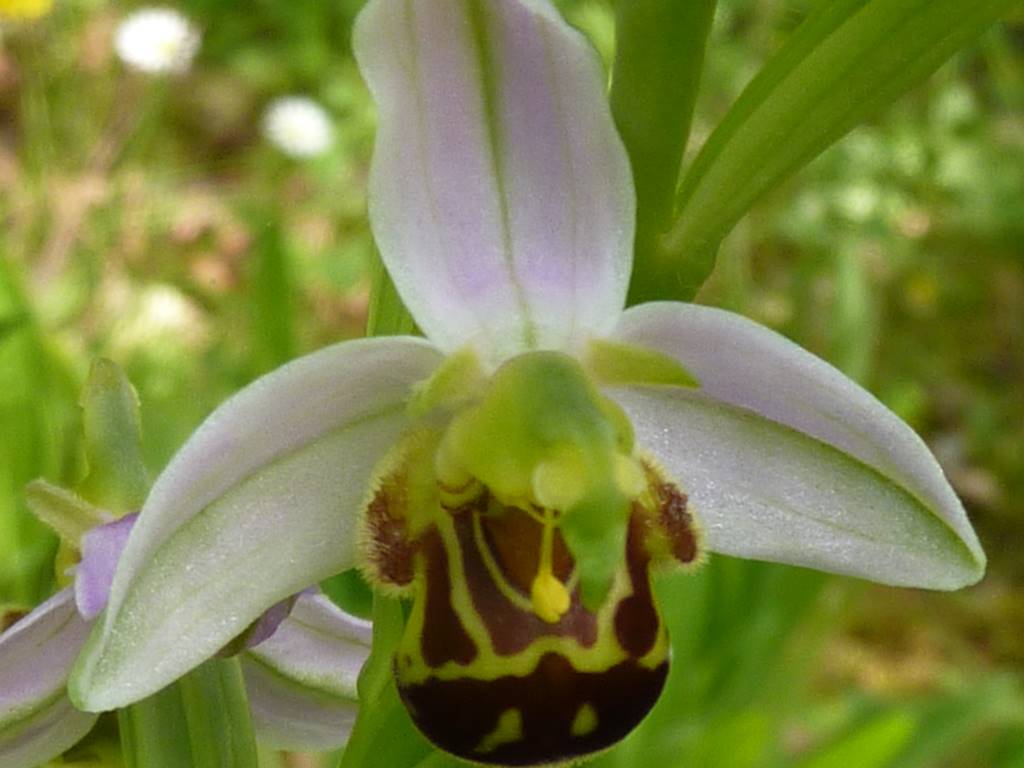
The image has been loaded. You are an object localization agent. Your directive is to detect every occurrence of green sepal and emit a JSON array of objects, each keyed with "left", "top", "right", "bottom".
[
  {"left": 76, "top": 359, "right": 149, "bottom": 515},
  {"left": 586, "top": 338, "right": 699, "bottom": 390},
  {"left": 24, "top": 479, "right": 110, "bottom": 545},
  {"left": 118, "top": 658, "right": 258, "bottom": 768}
]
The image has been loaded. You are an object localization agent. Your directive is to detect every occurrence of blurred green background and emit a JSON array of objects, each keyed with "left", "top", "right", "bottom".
[{"left": 0, "top": 0, "right": 1021, "bottom": 766}]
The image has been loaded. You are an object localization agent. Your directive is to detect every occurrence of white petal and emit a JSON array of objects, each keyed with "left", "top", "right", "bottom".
[
  {"left": 242, "top": 592, "right": 371, "bottom": 751},
  {"left": 617, "top": 390, "right": 983, "bottom": 587},
  {"left": 355, "top": 0, "right": 634, "bottom": 364},
  {"left": 611, "top": 304, "right": 984, "bottom": 587},
  {"left": 613, "top": 303, "right": 984, "bottom": 572},
  {"left": 71, "top": 337, "right": 442, "bottom": 711},
  {"left": 0, "top": 589, "right": 97, "bottom": 768},
  {"left": 0, "top": 697, "right": 97, "bottom": 768},
  {"left": 75, "top": 514, "right": 137, "bottom": 621}
]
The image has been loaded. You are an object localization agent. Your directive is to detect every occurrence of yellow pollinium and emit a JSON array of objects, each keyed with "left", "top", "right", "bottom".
[
  {"left": 530, "top": 509, "right": 570, "bottom": 623},
  {"left": 531, "top": 571, "right": 570, "bottom": 623}
]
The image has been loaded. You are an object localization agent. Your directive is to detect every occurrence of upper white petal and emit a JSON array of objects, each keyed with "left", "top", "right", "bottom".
[
  {"left": 354, "top": 0, "right": 634, "bottom": 365},
  {"left": 71, "top": 337, "right": 442, "bottom": 711},
  {"left": 611, "top": 302, "right": 984, "bottom": 586}
]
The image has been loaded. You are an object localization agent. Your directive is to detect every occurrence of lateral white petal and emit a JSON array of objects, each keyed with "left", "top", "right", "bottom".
[
  {"left": 355, "top": 0, "right": 634, "bottom": 364},
  {"left": 242, "top": 592, "right": 371, "bottom": 751},
  {"left": 613, "top": 388, "right": 982, "bottom": 588},
  {"left": 0, "top": 589, "right": 97, "bottom": 768},
  {"left": 0, "top": 697, "right": 97, "bottom": 768},
  {"left": 71, "top": 338, "right": 442, "bottom": 711},
  {"left": 612, "top": 302, "right": 985, "bottom": 575}
]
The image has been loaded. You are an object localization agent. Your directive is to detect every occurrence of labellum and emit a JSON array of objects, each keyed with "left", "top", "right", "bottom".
[{"left": 359, "top": 352, "right": 701, "bottom": 766}]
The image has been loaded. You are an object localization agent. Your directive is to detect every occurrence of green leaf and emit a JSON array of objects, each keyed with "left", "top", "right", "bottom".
[
  {"left": 118, "top": 658, "right": 258, "bottom": 768},
  {"left": 895, "top": 675, "right": 1024, "bottom": 768},
  {"left": 609, "top": 0, "right": 718, "bottom": 305},
  {"left": 794, "top": 709, "right": 917, "bottom": 768},
  {"left": 0, "top": 258, "right": 79, "bottom": 603},
  {"left": 643, "top": 0, "right": 1020, "bottom": 301}
]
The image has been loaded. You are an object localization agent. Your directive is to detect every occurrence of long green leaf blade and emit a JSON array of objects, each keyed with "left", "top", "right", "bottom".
[
  {"left": 646, "top": 0, "right": 1019, "bottom": 301},
  {"left": 118, "top": 658, "right": 258, "bottom": 768},
  {"left": 609, "top": 0, "right": 718, "bottom": 305}
]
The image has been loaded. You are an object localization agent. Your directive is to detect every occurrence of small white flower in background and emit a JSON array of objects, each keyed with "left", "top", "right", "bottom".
[
  {"left": 263, "top": 96, "right": 334, "bottom": 158},
  {"left": 114, "top": 7, "right": 200, "bottom": 75}
]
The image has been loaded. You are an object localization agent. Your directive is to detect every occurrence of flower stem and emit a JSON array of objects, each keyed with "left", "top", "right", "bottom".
[
  {"left": 338, "top": 597, "right": 436, "bottom": 768},
  {"left": 118, "top": 657, "right": 258, "bottom": 768},
  {"left": 610, "top": 0, "right": 718, "bottom": 305},
  {"left": 336, "top": 246, "right": 433, "bottom": 768},
  {"left": 366, "top": 251, "right": 416, "bottom": 337}
]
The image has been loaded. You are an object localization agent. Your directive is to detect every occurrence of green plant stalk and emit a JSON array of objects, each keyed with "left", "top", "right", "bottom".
[
  {"left": 335, "top": 255, "right": 436, "bottom": 767},
  {"left": 609, "top": 0, "right": 718, "bottom": 306},
  {"left": 641, "top": 0, "right": 1020, "bottom": 302},
  {"left": 338, "top": 596, "right": 438, "bottom": 768},
  {"left": 340, "top": 256, "right": 466, "bottom": 767},
  {"left": 83, "top": 355, "right": 260, "bottom": 767},
  {"left": 249, "top": 214, "right": 298, "bottom": 375},
  {"left": 367, "top": 251, "right": 417, "bottom": 337},
  {"left": 118, "top": 658, "right": 258, "bottom": 768}
]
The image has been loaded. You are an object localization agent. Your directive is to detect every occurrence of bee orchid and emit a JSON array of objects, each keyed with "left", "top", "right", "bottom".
[
  {"left": 0, "top": 497, "right": 370, "bottom": 768},
  {"left": 69, "top": 1, "right": 984, "bottom": 765}
]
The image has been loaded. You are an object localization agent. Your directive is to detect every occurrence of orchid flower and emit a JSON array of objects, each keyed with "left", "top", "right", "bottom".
[
  {"left": 0, "top": 362, "right": 371, "bottom": 768},
  {"left": 0, "top": 485, "right": 370, "bottom": 768},
  {"left": 70, "top": 0, "right": 984, "bottom": 765}
]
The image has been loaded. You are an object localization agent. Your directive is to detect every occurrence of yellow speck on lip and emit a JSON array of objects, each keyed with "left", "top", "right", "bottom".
[
  {"left": 0, "top": 0, "right": 52, "bottom": 19},
  {"left": 571, "top": 703, "right": 599, "bottom": 737},
  {"left": 476, "top": 708, "right": 523, "bottom": 754}
]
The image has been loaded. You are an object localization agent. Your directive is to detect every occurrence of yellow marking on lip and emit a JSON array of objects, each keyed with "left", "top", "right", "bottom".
[
  {"left": 571, "top": 703, "right": 599, "bottom": 737},
  {"left": 475, "top": 708, "right": 524, "bottom": 754},
  {"left": 472, "top": 512, "right": 536, "bottom": 613}
]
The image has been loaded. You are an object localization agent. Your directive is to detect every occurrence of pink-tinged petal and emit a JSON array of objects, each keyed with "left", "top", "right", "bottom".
[
  {"left": 0, "top": 590, "right": 90, "bottom": 722},
  {"left": 75, "top": 513, "right": 138, "bottom": 621},
  {"left": 241, "top": 593, "right": 301, "bottom": 650},
  {"left": 241, "top": 592, "right": 370, "bottom": 751},
  {"left": 0, "top": 589, "right": 97, "bottom": 768},
  {"left": 355, "top": 0, "right": 634, "bottom": 364},
  {"left": 70, "top": 338, "right": 442, "bottom": 712},
  {"left": 0, "top": 696, "right": 97, "bottom": 768},
  {"left": 610, "top": 303, "right": 984, "bottom": 587}
]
